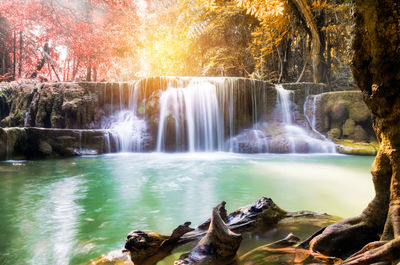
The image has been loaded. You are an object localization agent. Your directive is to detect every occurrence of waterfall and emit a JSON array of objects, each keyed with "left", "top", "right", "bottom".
[
  {"left": 156, "top": 79, "right": 236, "bottom": 152},
  {"left": 101, "top": 82, "right": 147, "bottom": 152},
  {"left": 304, "top": 94, "right": 336, "bottom": 146},
  {"left": 98, "top": 77, "right": 335, "bottom": 154},
  {"left": 24, "top": 92, "right": 39, "bottom": 127},
  {"left": 275, "top": 84, "right": 293, "bottom": 124},
  {"left": 274, "top": 84, "right": 336, "bottom": 153}
]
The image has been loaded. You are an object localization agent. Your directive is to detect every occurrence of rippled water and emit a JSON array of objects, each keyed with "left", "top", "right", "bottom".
[{"left": 0, "top": 153, "right": 374, "bottom": 265}]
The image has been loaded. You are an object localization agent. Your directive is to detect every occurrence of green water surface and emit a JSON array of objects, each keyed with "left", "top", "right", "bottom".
[{"left": 0, "top": 153, "right": 374, "bottom": 265}]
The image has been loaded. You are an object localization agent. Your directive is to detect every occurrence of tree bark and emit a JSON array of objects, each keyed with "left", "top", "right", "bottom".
[
  {"left": 309, "top": 0, "right": 400, "bottom": 263},
  {"left": 13, "top": 31, "right": 16, "bottom": 80},
  {"left": 93, "top": 66, "right": 97, "bottom": 82},
  {"left": 86, "top": 65, "right": 91, "bottom": 81},
  {"left": 18, "top": 31, "right": 22, "bottom": 78},
  {"left": 288, "top": 0, "right": 326, "bottom": 83}
]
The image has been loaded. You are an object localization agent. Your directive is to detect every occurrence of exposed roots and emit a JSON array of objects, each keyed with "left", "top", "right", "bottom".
[
  {"left": 341, "top": 239, "right": 400, "bottom": 265},
  {"left": 309, "top": 216, "right": 381, "bottom": 258}
]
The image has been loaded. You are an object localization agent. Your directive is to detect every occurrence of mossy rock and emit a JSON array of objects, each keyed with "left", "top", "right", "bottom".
[
  {"left": 327, "top": 128, "right": 341, "bottom": 139},
  {"left": 335, "top": 139, "right": 379, "bottom": 156}
]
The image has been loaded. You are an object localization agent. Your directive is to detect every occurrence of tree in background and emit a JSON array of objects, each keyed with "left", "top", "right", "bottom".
[
  {"left": 0, "top": 17, "right": 12, "bottom": 81},
  {"left": 0, "top": 0, "right": 139, "bottom": 81},
  {"left": 236, "top": 0, "right": 352, "bottom": 83},
  {"left": 0, "top": 0, "right": 354, "bottom": 83},
  {"left": 135, "top": 0, "right": 257, "bottom": 77}
]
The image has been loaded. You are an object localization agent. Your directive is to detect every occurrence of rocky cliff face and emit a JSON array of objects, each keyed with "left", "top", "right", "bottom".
[
  {"left": 0, "top": 127, "right": 111, "bottom": 160},
  {"left": 0, "top": 82, "right": 100, "bottom": 128},
  {"left": 0, "top": 79, "right": 376, "bottom": 159},
  {"left": 304, "top": 91, "right": 375, "bottom": 142}
]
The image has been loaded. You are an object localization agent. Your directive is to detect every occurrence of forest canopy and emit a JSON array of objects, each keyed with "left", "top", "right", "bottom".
[{"left": 0, "top": 0, "right": 352, "bottom": 83}]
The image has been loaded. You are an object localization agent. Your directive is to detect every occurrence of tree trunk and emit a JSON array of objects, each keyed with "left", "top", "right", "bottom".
[
  {"left": 30, "top": 43, "right": 49, "bottom": 79},
  {"left": 289, "top": 0, "right": 326, "bottom": 83},
  {"left": 72, "top": 57, "right": 79, "bottom": 80},
  {"left": 18, "top": 31, "right": 22, "bottom": 77},
  {"left": 309, "top": 0, "right": 400, "bottom": 263},
  {"left": 13, "top": 31, "right": 16, "bottom": 80},
  {"left": 93, "top": 66, "right": 97, "bottom": 82},
  {"left": 86, "top": 65, "right": 91, "bottom": 81}
]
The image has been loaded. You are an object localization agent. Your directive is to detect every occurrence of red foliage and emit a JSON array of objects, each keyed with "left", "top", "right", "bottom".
[{"left": 0, "top": 0, "right": 139, "bottom": 81}]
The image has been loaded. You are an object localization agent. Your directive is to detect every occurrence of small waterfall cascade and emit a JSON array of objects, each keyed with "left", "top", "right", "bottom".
[
  {"left": 274, "top": 84, "right": 336, "bottom": 153},
  {"left": 24, "top": 92, "right": 39, "bottom": 127},
  {"left": 304, "top": 94, "right": 335, "bottom": 142},
  {"left": 101, "top": 82, "right": 147, "bottom": 152},
  {"left": 304, "top": 95, "right": 318, "bottom": 130},
  {"left": 154, "top": 77, "right": 270, "bottom": 152},
  {"left": 156, "top": 78, "right": 250, "bottom": 152}
]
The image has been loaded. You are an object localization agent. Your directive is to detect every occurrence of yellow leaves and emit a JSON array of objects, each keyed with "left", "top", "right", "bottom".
[
  {"left": 235, "top": 0, "right": 284, "bottom": 21},
  {"left": 312, "top": 0, "right": 333, "bottom": 11}
]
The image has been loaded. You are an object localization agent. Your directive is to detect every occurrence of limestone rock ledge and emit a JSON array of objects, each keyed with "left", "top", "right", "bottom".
[
  {"left": 0, "top": 127, "right": 112, "bottom": 160},
  {"left": 335, "top": 139, "right": 379, "bottom": 156}
]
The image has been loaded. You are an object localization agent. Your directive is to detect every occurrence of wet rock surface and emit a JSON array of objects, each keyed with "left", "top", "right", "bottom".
[
  {"left": 0, "top": 82, "right": 100, "bottom": 128},
  {"left": 0, "top": 127, "right": 112, "bottom": 160},
  {"left": 334, "top": 139, "right": 379, "bottom": 156},
  {"left": 304, "top": 91, "right": 375, "bottom": 144},
  {"left": 0, "top": 80, "right": 375, "bottom": 157}
]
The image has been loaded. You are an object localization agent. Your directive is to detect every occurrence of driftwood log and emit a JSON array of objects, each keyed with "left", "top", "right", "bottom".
[
  {"left": 122, "top": 197, "right": 339, "bottom": 265},
  {"left": 175, "top": 202, "right": 242, "bottom": 264},
  {"left": 123, "top": 197, "right": 287, "bottom": 265}
]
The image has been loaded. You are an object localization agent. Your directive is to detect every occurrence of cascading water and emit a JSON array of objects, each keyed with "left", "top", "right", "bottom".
[
  {"left": 101, "top": 82, "right": 148, "bottom": 152},
  {"left": 156, "top": 79, "right": 238, "bottom": 152},
  {"left": 99, "top": 77, "right": 335, "bottom": 154},
  {"left": 274, "top": 84, "right": 336, "bottom": 153},
  {"left": 303, "top": 94, "right": 336, "bottom": 144},
  {"left": 24, "top": 92, "right": 39, "bottom": 127}
]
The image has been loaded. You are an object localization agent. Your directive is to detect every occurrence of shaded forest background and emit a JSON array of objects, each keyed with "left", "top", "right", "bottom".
[{"left": 0, "top": 0, "right": 352, "bottom": 84}]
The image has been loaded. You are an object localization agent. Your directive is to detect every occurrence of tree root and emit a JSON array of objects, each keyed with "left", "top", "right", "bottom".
[
  {"left": 239, "top": 233, "right": 342, "bottom": 265},
  {"left": 309, "top": 216, "right": 381, "bottom": 258},
  {"left": 341, "top": 239, "right": 400, "bottom": 265}
]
